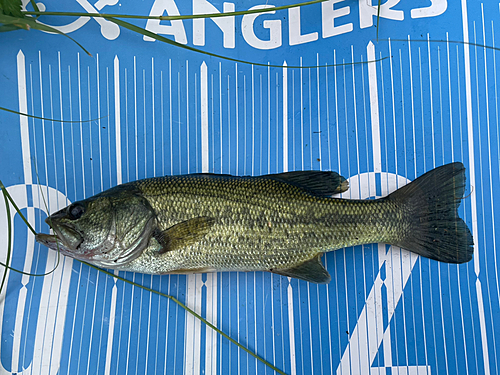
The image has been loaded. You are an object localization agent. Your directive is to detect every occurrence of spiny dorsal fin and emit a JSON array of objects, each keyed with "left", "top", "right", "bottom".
[
  {"left": 270, "top": 254, "right": 331, "bottom": 284},
  {"left": 155, "top": 217, "right": 215, "bottom": 254},
  {"left": 263, "top": 171, "right": 348, "bottom": 196}
]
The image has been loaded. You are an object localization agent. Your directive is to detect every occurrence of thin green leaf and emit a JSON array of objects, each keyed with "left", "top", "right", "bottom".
[
  {"left": 109, "top": 17, "right": 387, "bottom": 69},
  {"left": 0, "top": 0, "right": 24, "bottom": 18},
  {"left": 0, "top": 180, "right": 66, "bottom": 277},
  {"left": 19, "top": 2, "right": 387, "bottom": 68},
  {"left": 31, "top": 159, "right": 62, "bottom": 274},
  {"left": 0, "top": 12, "right": 27, "bottom": 24},
  {"left": 0, "top": 13, "right": 29, "bottom": 29},
  {"left": 0, "top": 187, "right": 12, "bottom": 296},
  {"left": 24, "top": 0, "right": 330, "bottom": 21},
  {"left": 29, "top": 0, "right": 40, "bottom": 17},
  {"left": 24, "top": 19, "right": 92, "bottom": 56},
  {"left": 0, "top": 23, "right": 20, "bottom": 31},
  {"left": 0, "top": 180, "right": 36, "bottom": 236},
  {"left": 0, "top": 105, "right": 107, "bottom": 123},
  {"left": 0, "top": 13, "right": 91, "bottom": 55},
  {"left": 0, "top": 259, "right": 61, "bottom": 277},
  {"left": 83, "top": 261, "right": 287, "bottom": 375},
  {"left": 376, "top": 0, "right": 381, "bottom": 40}
]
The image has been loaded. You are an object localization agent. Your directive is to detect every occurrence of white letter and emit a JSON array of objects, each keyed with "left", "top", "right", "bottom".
[
  {"left": 288, "top": 7, "right": 318, "bottom": 46},
  {"left": 193, "top": 0, "right": 235, "bottom": 48},
  {"left": 411, "top": 0, "right": 447, "bottom": 18},
  {"left": 322, "top": 0, "right": 353, "bottom": 38},
  {"left": 144, "top": 0, "right": 187, "bottom": 44},
  {"left": 241, "top": 5, "right": 282, "bottom": 50},
  {"left": 359, "top": 0, "right": 403, "bottom": 29}
]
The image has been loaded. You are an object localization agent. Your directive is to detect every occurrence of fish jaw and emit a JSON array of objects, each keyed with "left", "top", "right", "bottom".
[
  {"left": 35, "top": 216, "right": 84, "bottom": 256},
  {"left": 35, "top": 233, "right": 78, "bottom": 256}
]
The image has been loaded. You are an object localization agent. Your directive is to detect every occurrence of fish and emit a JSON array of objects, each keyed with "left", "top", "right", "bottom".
[{"left": 35, "top": 162, "right": 473, "bottom": 283}]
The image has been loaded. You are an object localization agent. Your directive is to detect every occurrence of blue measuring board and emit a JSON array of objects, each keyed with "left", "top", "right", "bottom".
[{"left": 0, "top": 0, "right": 499, "bottom": 374}]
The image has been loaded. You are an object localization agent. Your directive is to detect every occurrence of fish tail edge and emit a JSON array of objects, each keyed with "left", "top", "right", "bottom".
[{"left": 388, "top": 162, "right": 474, "bottom": 264}]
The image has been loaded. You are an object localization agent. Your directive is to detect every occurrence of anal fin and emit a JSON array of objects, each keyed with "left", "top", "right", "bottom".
[{"left": 270, "top": 254, "right": 331, "bottom": 284}]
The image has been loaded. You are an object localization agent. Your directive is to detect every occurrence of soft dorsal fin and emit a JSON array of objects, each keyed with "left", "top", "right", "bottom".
[
  {"left": 270, "top": 254, "right": 331, "bottom": 283},
  {"left": 154, "top": 217, "right": 215, "bottom": 254},
  {"left": 263, "top": 171, "right": 348, "bottom": 196}
]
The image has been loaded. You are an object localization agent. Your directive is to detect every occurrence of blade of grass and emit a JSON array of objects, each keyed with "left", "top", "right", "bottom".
[
  {"left": 0, "top": 24, "right": 21, "bottom": 31},
  {"left": 31, "top": 160, "right": 62, "bottom": 273},
  {"left": 28, "top": 0, "right": 40, "bottom": 17},
  {"left": 0, "top": 161, "right": 61, "bottom": 279},
  {"left": 376, "top": 0, "right": 381, "bottom": 40},
  {"left": 24, "top": 0, "right": 331, "bottom": 21},
  {"left": 0, "top": 259, "right": 61, "bottom": 276},
  {"left": 0, "top": 13, "right": 91, "bottom": 55},
  {"left": 0, "top": 180, "right": 36, "bottom": 235},
  {"left": 0, "top": 12, "right": 29, "bottom": 29},
  {"left": 0, "top": 180, "right": 61, "bottom": 278},
  {"left": 83, "top": 261, "right": 287, "bottom": 375},
  {"left": 109, "top": 16, "right": 387, "bottom": 69},
  {"left": 0, "top": 0, "right": 24, "bottom": 18},
  {"left": 0, "top": 188, "right": 12, "bottom": 297},
  {"left": 0, "top": 105, "right": 107, "bottom": 123},
  {"left": 20, "top": 1, "right": 387, "bottom": 68}
]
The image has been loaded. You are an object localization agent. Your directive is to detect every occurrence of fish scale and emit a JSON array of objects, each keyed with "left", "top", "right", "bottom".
[{"left": 125, "top": 175, "right": 399, "bottom": 274}]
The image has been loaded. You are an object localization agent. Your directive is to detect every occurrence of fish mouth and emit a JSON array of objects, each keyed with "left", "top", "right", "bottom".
[
  {"left": 36, "top": 218, "right": 84, "bottom": 253},
  {"left": 35, "top": 233, "right": 71, "bottom": 253}
]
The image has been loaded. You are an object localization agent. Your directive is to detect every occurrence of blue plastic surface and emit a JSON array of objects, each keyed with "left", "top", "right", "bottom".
[{"left": 0, "top": 1, "right": 499, "bottom": 374}]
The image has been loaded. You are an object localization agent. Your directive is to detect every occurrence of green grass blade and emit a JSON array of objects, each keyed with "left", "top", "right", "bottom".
[
  {"left": 0, "top": 259, "right": 61, "bottom": 277},
  {"left": 24, "top": 0, "right": 330, "bottom": 21},
  {"left": 376, "top": 0, "right": 381, "bottom": 40},
  {"left": 0, "top": 188, "right": 12, "bottom": 297},
  {"left": 0, "top": 12, "right": 29, "bottom": 29},
  {"left": 31, "top": 161, "right": 63, "bottom": 272},
  {"left": 0, "top": 24, "right": 21, "bottom": 32},
  {"left": 0, "top": 13, "right": 91, "bottom": 55},
  {"left": 0, "top": 105, "right": 107, "bottom": 123},
  {"left": 83, "top": 262, "right": 287, "bottom": 375},
  {"left": 0, "top": 0, "right": 24, "bottom": 18},
  {"left": 108, "top": 17, "right": 386, "bottom": 69},
  {"left": 0, "top": 179, "right": 61, "bottom": 277},
  {"left": 23, "top": 20, "right": 92, "bottom": 56},
  {"left": 0, "top": 160, "right": 62, "bottom": 279},
  {"left": 0, "top": 180, "right": 36, "bottom": 236},
  {"left": 18, "top": 1, "right": 387, "bottom": 68},
  {"left": 28, "top": 0, "right": 40, "bottom": 17}
]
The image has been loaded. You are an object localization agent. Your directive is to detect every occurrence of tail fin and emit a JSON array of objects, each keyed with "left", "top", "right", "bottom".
[{"left": 388, "top": 162, "right": 473, "bottom": 263}]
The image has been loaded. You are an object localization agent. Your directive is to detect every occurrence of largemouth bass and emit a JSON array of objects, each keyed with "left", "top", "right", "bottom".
[{"left": 36, "top": 162, "right": 473, "bottom": 283}]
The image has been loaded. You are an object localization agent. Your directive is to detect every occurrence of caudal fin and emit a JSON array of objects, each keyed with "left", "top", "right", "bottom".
[{"left": 388, "top": 162, "right": 473, "bottom": 264}]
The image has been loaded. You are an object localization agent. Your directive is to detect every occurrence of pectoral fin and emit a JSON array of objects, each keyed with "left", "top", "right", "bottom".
[
  {"left": 155, "top": 217, "right": 215, "bottom": 254},
  {"left": 270, "top": 254, "right": 331, "bottom": 284}
]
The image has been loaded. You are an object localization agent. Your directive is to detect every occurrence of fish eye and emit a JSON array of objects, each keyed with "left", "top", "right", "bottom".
[{"left": 68, "top": 203, "right": 85, "bottom": 220}]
